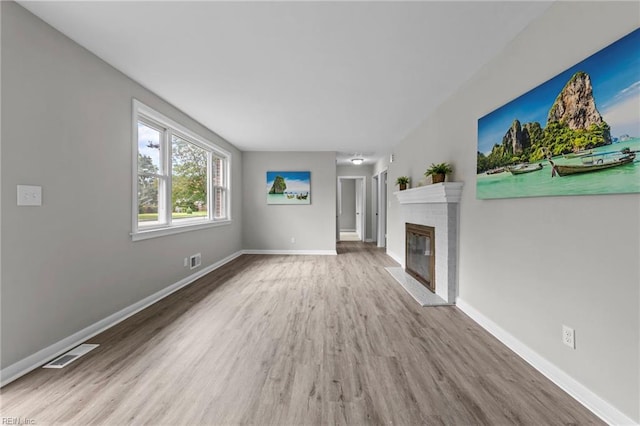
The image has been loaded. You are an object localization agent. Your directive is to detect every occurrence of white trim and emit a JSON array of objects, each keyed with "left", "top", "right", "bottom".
[
  {"left": 242, "top": 249, "right": 337, "bottom": 256},
  {"left": 0, "top": 250, "right": 244, "bottom": 387},
  {"left": 357, "top": 178, "right": 366, "bottom": 241},
  {"left": 364, "top": 238, "right": 374, "bottom": 243},
  {"left": 456, "top": 298, "right": 638, "bottom": 426},
  {"left": 133, "top": 100, "right": 231, "bottom": 159},
  {"left": 371, "top": 174, "right": 378, "bottom": 244},
  {"left": 132, "top": 99, "right": 232, "bottom": 240},
  {"left": 131, "top": 219, "right": 231, "bottom": 241},
  {"left": 131, "top": 100, "right": 139, "bottom": 236},
  {"left": 337, "top": 178, "right": 342, "bottom": 216},
  {"left": 337, "top": 176, "right": 367, "bottom": 242},
  {"left": 374, "top": 169, "right": 388, "bottom": 248}
]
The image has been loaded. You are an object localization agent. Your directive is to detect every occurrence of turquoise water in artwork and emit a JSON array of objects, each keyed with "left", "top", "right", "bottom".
[
  {"left": 476, "top": 139, "right": 640, "bottom": 199},
  {"left": 267, "top": 193, "right": 310, "bottom": 205}
]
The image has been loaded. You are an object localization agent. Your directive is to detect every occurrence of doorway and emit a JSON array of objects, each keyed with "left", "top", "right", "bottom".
[
  {"left": 374, "top": 169, "right": 387, "bottom": 248},
  {"left": 337, "top": 176, "right": 366, "bottom": 242}
]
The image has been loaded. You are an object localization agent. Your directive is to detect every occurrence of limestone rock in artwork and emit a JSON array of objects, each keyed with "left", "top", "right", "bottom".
[
  {"left": 502, "top": 119, "right": 530, "bottom": 155},
  {"left": 269, "top": 176, "right": 287, "bottom": 194},
  {"left": 547, "top": 71, "right": 611, "bottom": 143}
]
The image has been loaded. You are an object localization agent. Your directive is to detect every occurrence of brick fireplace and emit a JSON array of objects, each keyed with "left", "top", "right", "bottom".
[{"left": 394, "top": 183, "right": 462, "bottom": 304}]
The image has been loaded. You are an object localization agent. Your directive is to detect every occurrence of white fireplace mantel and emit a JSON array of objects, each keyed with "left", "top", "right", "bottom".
[{"left": 394, "top": 182, "right": 463, "bottom": 204}]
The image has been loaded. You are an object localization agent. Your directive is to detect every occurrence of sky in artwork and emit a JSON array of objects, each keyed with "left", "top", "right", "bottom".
[
  {"left": 478, "top": 28, "right": 640, "bottom": 154},
  {"left": 266, "top": 171, "right": 311, "bottom": 193}
]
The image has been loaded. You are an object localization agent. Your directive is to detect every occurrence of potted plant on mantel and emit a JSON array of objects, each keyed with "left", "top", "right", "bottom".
[
  {"left": 425, "top": 162, "right": 453, "bottom": 184},
  {"left": 395, "top": 176, "right": 410, "bottom": 191}
]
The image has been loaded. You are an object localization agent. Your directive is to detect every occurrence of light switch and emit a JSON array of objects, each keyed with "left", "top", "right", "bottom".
[{"left": 17, "top": 185, "right": 42, "bottom": 206}]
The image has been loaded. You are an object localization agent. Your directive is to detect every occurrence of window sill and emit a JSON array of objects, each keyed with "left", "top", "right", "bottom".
[{"left": 131, "top": 219, "right": 231, "bottom": 241}]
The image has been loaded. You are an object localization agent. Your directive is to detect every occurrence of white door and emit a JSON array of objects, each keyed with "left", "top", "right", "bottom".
[
  {"left": 372, "top": 175, "right": 378, "bottom": 244},
  {"left": 336, "top": 179, "right": 341, "bottom": 242},
  {"left": 355, "top": 178, "right": 363, "bottom": 240},
  {"left": 377, "top": 170, "right": 387, "bottom": 248}
]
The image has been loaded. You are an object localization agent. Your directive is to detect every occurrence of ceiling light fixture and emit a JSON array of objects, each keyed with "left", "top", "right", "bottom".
[{"left": 351, "top": 158, "right": 364, "bottom": 165}]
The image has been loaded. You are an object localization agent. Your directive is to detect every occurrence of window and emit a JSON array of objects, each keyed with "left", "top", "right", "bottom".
[{"left": 132, "top": 100, "right": 231, "bottom": 240}]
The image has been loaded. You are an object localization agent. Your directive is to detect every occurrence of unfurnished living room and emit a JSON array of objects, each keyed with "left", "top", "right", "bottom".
[{"left": 1, "top": 1, "right": 639, "bottom": 425}]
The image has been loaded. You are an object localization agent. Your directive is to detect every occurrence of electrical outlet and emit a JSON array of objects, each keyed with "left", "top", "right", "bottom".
[
  {"left": 291, "top": 237, "right": 295, "bottom": 244},
  {"left": 562, "top": 325, "right": 575, "bottom": 349},
  {"left": 17, "top": 185, "right": 42, "bottom": 206},
  {"left": 184, "top": 257, "right": 188, "bottom": 267}
]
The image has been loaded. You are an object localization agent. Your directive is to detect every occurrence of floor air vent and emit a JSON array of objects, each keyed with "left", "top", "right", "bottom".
[{"left": 43, "top": 344, "right": 99, "bottom": 369}]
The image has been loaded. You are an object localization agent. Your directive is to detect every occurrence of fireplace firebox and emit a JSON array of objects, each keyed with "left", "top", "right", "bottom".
[{"left": 405, "top": 223, "right": 435, "bottom": 293}]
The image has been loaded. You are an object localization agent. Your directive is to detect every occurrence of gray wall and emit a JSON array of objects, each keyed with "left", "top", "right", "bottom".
[
  {"left": 1, "top": 2, "right": 243, "bottom": 369},
  {"left": 337, "top": 164, "right": 374, "bottom": 240},
  {"left": 339, "top": 179, "right": 356, "bottom": 231},
  {"left": 242, "top": 152, "right": 336, "bottom": 251},
  {"left": 384, "top": 2, "right": 639, "bottom": 421}
]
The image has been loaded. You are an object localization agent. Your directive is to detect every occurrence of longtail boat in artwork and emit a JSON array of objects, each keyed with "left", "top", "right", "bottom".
[
  {"left": 549, "top": 151, "right": 636, "bottom": 177},
  {"left": 506, "top": 163, "right": 543, "bottom": 175}
]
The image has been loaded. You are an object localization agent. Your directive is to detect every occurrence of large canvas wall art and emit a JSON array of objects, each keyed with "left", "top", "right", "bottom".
[
  {"left": 477, "top": 28, "right": 640, "bottom": 199},
  {"left": 266, "top": 171, "right": 311, "bottom": 204}
]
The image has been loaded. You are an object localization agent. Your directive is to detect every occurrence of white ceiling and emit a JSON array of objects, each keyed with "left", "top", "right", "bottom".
[{"left": 19, "top": 1, "right": 552, "bottom": 165}]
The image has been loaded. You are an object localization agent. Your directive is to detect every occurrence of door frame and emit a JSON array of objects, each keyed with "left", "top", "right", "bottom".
[
  {"left": 337, "top": 176, "right": 366, "bottom": 241},
  {"left": 373, "top": 169, "right": 388, "bottom": 248},
  {"left": 371, "top": 174, "right": 378, "bottom": 244}
]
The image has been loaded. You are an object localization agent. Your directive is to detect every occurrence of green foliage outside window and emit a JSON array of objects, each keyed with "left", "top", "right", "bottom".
[{"left": 171, "top": 138, "right": 207, "bottom": 214}]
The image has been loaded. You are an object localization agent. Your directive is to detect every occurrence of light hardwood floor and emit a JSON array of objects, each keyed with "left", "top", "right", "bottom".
[{"left": 1, "top": 242, "right": 602, "bottom": 425}]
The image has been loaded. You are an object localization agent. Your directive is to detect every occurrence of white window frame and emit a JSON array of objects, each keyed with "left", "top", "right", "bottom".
[{"left": 131, "top": 99, "right": 231, "bottom": 241}]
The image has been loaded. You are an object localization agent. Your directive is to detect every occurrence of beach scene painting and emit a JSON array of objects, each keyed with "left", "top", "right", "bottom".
[
  {"left": 477, "top": 28, "right": 640, "bottom": 199},
  {"left": 266, "top": 171, "right": 311, "bottom": 205}
]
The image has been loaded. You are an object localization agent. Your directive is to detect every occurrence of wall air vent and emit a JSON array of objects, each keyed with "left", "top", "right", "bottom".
[
  {"left": 190, "top": 253, "right": 202, "bottom": 269},
  {"left": 43, "top": 344, "right": 99, "bottom": 369}
]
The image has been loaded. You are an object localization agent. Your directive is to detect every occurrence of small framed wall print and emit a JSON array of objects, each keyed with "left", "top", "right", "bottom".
[{"left": 266, "top": 171, "right": 311, "bottom": 205}]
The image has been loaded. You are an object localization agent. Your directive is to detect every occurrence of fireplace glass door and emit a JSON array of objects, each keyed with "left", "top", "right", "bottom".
[{"left": 405, "top": 223, "right": 435, "bottom": 292}]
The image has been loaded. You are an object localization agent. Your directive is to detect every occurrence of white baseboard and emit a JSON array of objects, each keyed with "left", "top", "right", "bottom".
[
  {"left": 386, "top": 250, "right": 403, "bottom": 267},
  {"left": 242, "top": 249, "right": 337, "bottom": 256},
  {"left": 0, "top": 250, "right": 244, "bottom": 387},
  {"left": 340, "top": 229, "right": 356, "bottom": 232},
  {"left": 364, "top": 238, "right": 374, "bottom": 243},
  {"left": 456, "top": 298, "right": 637, "bottom": 426}
]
